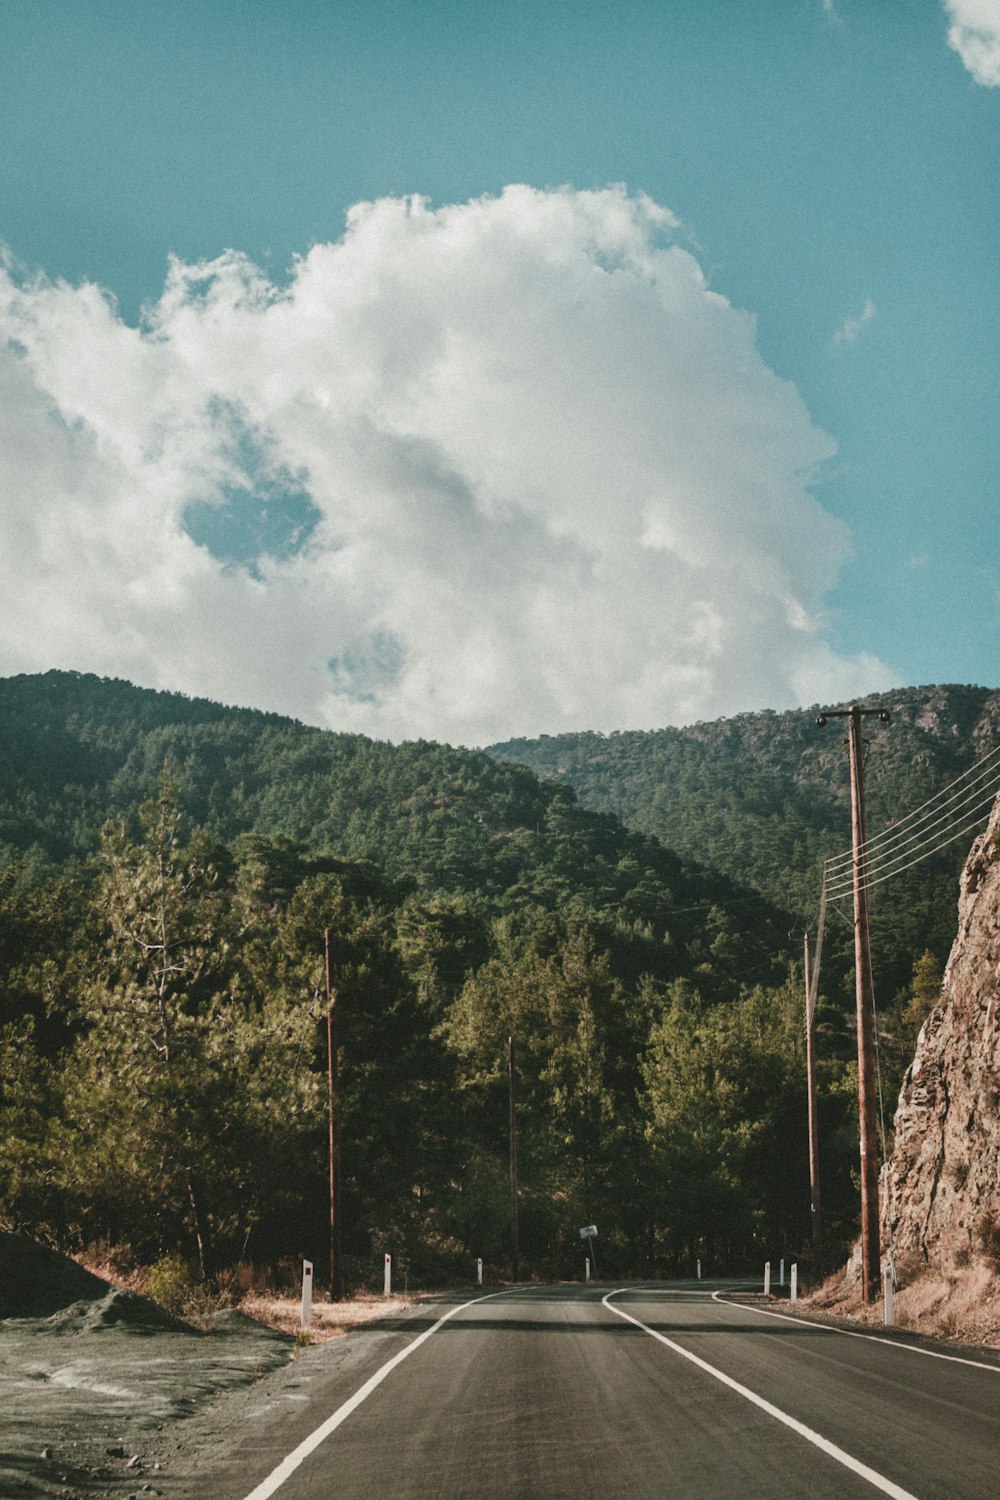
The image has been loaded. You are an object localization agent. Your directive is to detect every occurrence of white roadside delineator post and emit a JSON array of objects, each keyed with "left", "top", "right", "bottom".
[
  {"left": 764, "top": 1261, "right": 771, "bottom": 1297},
  {"left": 585, "top": 1257, "right": 591, "bottom": 1283},
  {"left": 790, "top": 1263, "right": 798, "bottom": 1306},
  {"left": 300, "top": 1260, "right": 313, "bottom": 1330},
  {"left": 697, "top": 1259, "right": 702, "bottom": 1281},
  {"left": 883, "top": 1265, "right": 894, "bottom": 1327},
  {"left": 384, "top": 1253, "right": 392, "bottom": 1298},
  {"left": 477, "top": 1258, "right": 483, "bottom": 1286},
  {"left": 779, "top": 1257, "right": 785, "bottom": 1287}
]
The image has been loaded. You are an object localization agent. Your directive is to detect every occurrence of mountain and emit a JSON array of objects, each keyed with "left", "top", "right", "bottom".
[
  {"left": 0, "top": 670, "right": 820, "bottom": 1276},
  {"left": 0, "top": 669, "right": 787, "bottom": 992},
  {"left": 2, "top": 669, "right": 994, "bottom": 1278},
  {"left": 5, "top": 671, "right": 997, "bottom": 1007},
  {"left": 489, "top": 684, "right": 1000, "bottom": 1003}
]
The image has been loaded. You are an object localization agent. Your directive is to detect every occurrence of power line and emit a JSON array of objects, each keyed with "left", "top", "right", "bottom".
[
  {"left": 823, "top": 747, "right": 1000, "bottom": 898},
  {"left": 825, "top": 799, "right": 999, "bottom": 898},
  {"left": 825, "top": 767, "right": 1000, "bottom": 881},
  {"left": 824, "top": 742, "right": 1000, "bottom": 877},
  {"left": 825, "top": 796, "right": 1000, "bottom": 899}
]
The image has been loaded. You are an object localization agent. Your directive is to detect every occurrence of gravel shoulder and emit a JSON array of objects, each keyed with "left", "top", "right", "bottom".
[
  {"left": 0, "top": 1235, "right": 418, "bottom": 1500},
  {"left": 1, "top": 1293, "right": 293, "bottom": 1499}
]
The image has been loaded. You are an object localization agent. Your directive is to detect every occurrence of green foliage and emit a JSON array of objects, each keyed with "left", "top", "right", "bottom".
[
  {"left": 0, "top": 669, "right": 990, "bottom": 1283},
  {"left": 489, "top": 683, "right": 1000, "bottom": 1005},
  {"left": 57, "top": 779, "right": 239, "bottom": 1273},
  {"left": 445, "top": 921, "right": 633, "bottom": 1268},
  {"left": 146, "top": 1252, "right": 197, "bottom": 1313},
  {"left": 0, "top": 1018, "right": 61, "bottom": 1238},
  {"left": 0, "top": 671, "right": 794, "bottom": 1013},
  {"left": 640, "top": 979, "right": 808, "bottom": 1267},
  {"left": 876, "top": 949, "right": 945, "bottom": 1134}
]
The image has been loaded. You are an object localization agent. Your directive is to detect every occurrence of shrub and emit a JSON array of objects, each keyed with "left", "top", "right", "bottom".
[{"left": 146, "top": 1253, "right": 196, "bottom": 1313}]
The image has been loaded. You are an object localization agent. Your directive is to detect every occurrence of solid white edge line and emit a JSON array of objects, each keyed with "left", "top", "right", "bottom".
[
  {"left": 709, "top": 1288, "right": 1000, "bottom": 1373},
  {"left": 602, "top": 1288, "right": 919, "bottom": 1500},
  {"left": 240, "top": 1290, "right": 506, "bottom": 1500}
]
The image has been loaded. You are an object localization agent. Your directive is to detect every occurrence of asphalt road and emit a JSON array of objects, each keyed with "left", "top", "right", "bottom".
[{"left": 172, "top": 1282, "right": 1000, "bottom": 1500}]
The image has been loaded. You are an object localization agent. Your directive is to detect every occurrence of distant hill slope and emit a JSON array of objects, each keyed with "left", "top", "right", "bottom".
[
  {"left": 489, "top": 685, "right": 1000, "bottom": 998},
  {"left": 0, "top": 670, "right": 789, "bottom": 991}
]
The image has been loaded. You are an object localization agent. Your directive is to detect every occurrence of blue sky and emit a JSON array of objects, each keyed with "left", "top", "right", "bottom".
[{"left": 0, "top": 0, "right": 997, "bottom": 743}]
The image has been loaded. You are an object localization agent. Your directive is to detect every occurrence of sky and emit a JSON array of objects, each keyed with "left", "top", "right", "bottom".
[{"left": 0, "top": 0, "right": 997, "bottom": 746}]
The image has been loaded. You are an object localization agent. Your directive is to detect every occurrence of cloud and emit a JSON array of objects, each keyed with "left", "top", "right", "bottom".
[
  {"left": 834, "top": 297, "right": 877, "bottom": 345},
  {"left": 0, "top": 186, "right": 896, "bottom": 744},
  {"left": 944, "top": 0, "right": 1000, "bottom": 84}
]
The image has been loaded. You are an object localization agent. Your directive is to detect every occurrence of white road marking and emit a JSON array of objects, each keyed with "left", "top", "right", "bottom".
[
  {"left": 603, "top": 1289, "right": 919, "bottom": 1500},
  {"left": 239, "top": 1292, "right": 503, "bottom": 1500},
  {"left": 710, "top": 1288, "right": 1000, "bottom": 1373}
]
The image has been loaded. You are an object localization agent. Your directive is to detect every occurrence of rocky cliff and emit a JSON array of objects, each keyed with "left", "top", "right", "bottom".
[{"left": 882, "top": 794, "right": 1000, "bottom": 1331}]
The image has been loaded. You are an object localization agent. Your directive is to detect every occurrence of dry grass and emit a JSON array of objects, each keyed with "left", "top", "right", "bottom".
[
  {"left": 68, "top": 1246, "right": 414, "bottom": 1342},
  {"left": 69, "top": 1246, "right": 148, "bottom": 1296},
  {"left": 803, "top": 1265, "right": 865, "bottom": 1319},
  {"left": 894, "top": 1259, "right": 1000, "bottom": 1346},
  {"left": 241, "top": 1291, "right": 413, "bottom": 1343},
  {"left": 806, "top": 1256, "right": 1000, "bottom": 1349}
]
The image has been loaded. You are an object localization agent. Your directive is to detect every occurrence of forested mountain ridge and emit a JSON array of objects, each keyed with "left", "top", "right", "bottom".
[
  {"left": 490, "top": 684, "right": 1000, "bottom": 1001},
  {"left": 0, "top": 669, "right": 784, "bottom": 979}
]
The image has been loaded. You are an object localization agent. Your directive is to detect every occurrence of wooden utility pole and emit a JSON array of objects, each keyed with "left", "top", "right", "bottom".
[
  {"left": 847, "top": 705, "right": 881, "bottom": 1305},
  {"left": 324, "top": 929, "right": 343, "bottom": 1301},
  {"left": 817, "top": 704, "right": 890, "bottom": 1304},
  {"left": 508, "top": 1034, "right": 520, "bottom": 1282},
  {"left": 804, "top": 931, "right": 822, "bottom": 1247}
]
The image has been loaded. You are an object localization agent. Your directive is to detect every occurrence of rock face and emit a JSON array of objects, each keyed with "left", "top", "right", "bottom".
[{"left": 885, "top": 796, "right": 1000, "bottom": 1273}]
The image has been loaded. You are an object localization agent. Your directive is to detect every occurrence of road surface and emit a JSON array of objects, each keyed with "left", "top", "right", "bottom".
[{"left": 172, "top": 1282, "right": 1000, "bottom": 1500}]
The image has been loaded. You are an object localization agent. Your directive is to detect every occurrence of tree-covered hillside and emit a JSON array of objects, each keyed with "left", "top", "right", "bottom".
[
  {"left": 0, "top": 670, "right": 787, "bottom": 985},
  {"left": 0, "top": 671, "right": 984, "bottom": 1287},
  {"left": 2, "top": 670, "right": 840, "bottom": 1284},
  {"left": 490, "top": 684, "right": 1000, "bottom": 1005}
]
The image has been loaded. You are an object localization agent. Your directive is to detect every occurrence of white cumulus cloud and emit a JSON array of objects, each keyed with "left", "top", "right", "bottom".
[
  {"left": 0, "top": 186, "right": 895, "bottom": 744},
  {"left": 944, "top": 0, "right": 1000, "bottom": 84}
]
